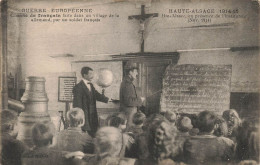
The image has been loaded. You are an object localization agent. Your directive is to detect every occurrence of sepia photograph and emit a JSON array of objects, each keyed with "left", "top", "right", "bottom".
[{"left": 1, "top": 0, "right": 259, "bottom": 164}]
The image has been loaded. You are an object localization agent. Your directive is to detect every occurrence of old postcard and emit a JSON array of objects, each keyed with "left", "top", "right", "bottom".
[{"left": 1, "top": 0, "right": 259, "bottom": 164}]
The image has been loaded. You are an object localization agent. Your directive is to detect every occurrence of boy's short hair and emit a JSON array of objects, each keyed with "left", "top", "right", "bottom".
[
  {"left": 177, "top": 116, "right": 193, "bottom": 132},
  {"left": 66, "top": 108, "right": 85, "bottom": 127},
  {"left": 164, "top": 111, "right": 176, "bottom": 123},
  {"left": 197, "top": 111, "right": 217, "bottom": 133},
  {"left": 32, "top": 123, "right": 54, "bottom": 147},
  {"left": 1, "top": 110, "right": 18, "bottom": 132},
  {"left": 95, "top": 127, "right": 123, "bottom": 158},
  {"left": 133, "top": 111, "right": 146, "bottom": 125},
  {"left": 109, "top": 116, "right": 126, "bottom": 128}
]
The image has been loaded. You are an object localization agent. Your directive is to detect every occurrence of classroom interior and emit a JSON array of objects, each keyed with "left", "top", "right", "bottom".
[{"left": 1, "top": 0, "right": 259, "bottom": 164}]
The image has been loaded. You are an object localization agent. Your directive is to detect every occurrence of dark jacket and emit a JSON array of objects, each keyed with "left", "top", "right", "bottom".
[
  {"left": 1, "top": 133, "right": 28, "bottom": 165},
  {"left": 119, "top": 76, "right": 142, "bottom": 111},
  {"left": 174, "top": 131, "right": 191, "bottom": 162},
  {"left": 73, "top": 80, "right": 108, "bottom": 133},
  {"left": 183, "top": 134, "right": 235, "bottom": 165}
]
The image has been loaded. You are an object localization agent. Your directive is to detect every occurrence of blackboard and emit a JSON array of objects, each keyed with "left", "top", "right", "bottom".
[{"left": 160, "top": 64, "right": 232, "bottom": 115}]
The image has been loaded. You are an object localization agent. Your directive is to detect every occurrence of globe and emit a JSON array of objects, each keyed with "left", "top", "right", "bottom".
[{"left": 96, "top": 68, "right": 114, "bottom": 88}]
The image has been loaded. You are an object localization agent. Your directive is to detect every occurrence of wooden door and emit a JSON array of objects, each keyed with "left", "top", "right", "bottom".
[
  {"left": 140, "top": 60, "right": 172, "bottom": 115},
  {"left": 123, "top": 54, "right": 179, "bottom": 116}
]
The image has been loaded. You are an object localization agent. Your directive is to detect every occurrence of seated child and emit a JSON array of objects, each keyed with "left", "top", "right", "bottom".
[
  {"left": 164, "top": 110, "right": 177, "bottom": 126},
  {"left": 222, "top": 109, "right": 242, "bottom": 141},
  {"left": 177, "top": 116, "right": 193, "bottom": 136},
  {"left": 109, "top": 116, "right": 135, "bottom": 158},
  {"left": 174, "top": 116, "right": 193, "bottom": 162},
  {"left": 135, "top": 117, "right": 179, "bottom": 165},
  {"left": 135, "top": 113, "right": 165, "bottom": 160},
  {"left": 1, "top": 110, "right": 28, "bottom": 165},
  {"left": 106, "top": 112, "right": 125, "bottom": 126},
  {"left": 64, "top": 127, "right": 137, "bottom": 165},
  {"left": 93, "top": 127, "right": 136, "bottom": 165},
  {"left": 109, "top": 115, "right": 127, "bottom": 132},
  {"left": 22, "top": 122, "right": 66, "bottom": 165},
  {"left": 128, "top": 111, "right": 146, "bottom": 138},
  {"left": 183, "top": 111, "right": 235, "bottom": 164},
  {"left": 53, "top": 108, "right": 94, "bottom": 153}
]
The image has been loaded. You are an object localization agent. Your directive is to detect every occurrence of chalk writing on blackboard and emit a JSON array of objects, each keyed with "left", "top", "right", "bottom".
[{"left": 160, "top": 64, "right": 231, "bottom": 115}]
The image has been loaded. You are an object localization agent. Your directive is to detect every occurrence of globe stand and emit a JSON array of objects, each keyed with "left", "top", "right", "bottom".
[{"left": 58, "top": 111, "right": 66, "bottom": 132}]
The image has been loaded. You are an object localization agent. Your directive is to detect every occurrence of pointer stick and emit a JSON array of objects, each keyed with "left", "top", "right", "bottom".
[
  {"left": 146, "top": 89, "right": 163, "bottom": 98},
  {"left": 145, "top": 86, "right": 172, "bottom": 98},
  {"left": 146, "top": 86, "right": 195, "bottom": 98}
]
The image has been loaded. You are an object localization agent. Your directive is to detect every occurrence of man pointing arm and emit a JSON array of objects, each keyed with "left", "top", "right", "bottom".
[
  {"left": 73, "top": 67, "right": 109, "bottom": 137},
  {"left": 120, "top": 62, "right": 145, "bottom": 131}
]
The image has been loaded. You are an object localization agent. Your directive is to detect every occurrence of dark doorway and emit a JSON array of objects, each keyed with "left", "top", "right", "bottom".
[
  {"left": 123, "top": 58, "right": 178, "bottom": 116},
  {"left": 230, "top": 92, "right": 259, "bottom": 121},
  {"left": 141, "top": 60, "right": 172, "bottom": 115}
]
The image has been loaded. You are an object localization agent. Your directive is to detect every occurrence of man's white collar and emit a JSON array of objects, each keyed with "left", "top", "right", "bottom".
[{"left": 82, "top": 79, "right": 90, "bottom": 85}]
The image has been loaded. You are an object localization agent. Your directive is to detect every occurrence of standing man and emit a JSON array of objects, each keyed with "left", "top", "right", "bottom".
[
  {"left": 120, "top": 62, "right": 145, "bottom": 130},
  {"left": 73, "top": 67, "right": 109, "bottom": 137}
]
